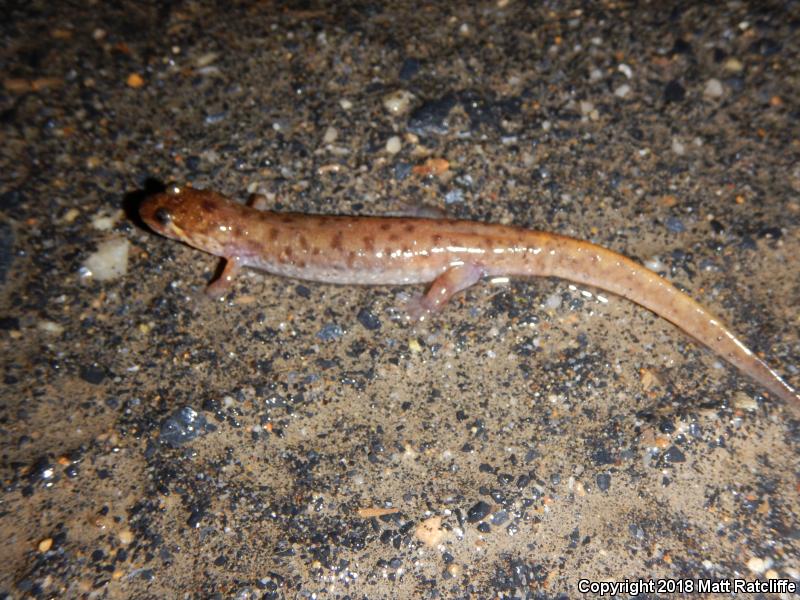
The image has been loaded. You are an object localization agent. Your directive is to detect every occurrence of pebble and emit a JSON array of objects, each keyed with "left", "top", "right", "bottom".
[
  {"left": 383, "top": 90, "right": 415, "bottom": 115},
  {"left": 407, "top": 94, "right": 458, "bottom": 136},
  {"left": 746, "top": 556, "right": 771, "bottom": 574},
  {"left": 385, "top": 136, "right": 402, "bottom": 154},
  {"left": 316, "top": 323, "right": 344, "bottom": 341},
  {"left": 126, "top": 73, "right": 144, "bottom": 88},
  {"left": 356, "top": 307, "right": 381, "bottom": 331},
  {"left": 0, "top": 221, "right": 12, "bottom": 284},
  {"left": 614, "top": 84, "right": 630, "bottom": 98},
  {"left": 703, "top": 78, "right": 724, "bottom": 99},
  {"left": 664, "top": 80, "right": 686, "bottom": 103},
  {"left": 467, "top": 501, "right": 492, "bottom": 523},
  {"left": 662, "top": 445, "right": 686, "bottom": 463},
  {"left": 159, "top": 406, "right": 209, "bottom": 447},
  {"left": 322, "top": 126, "right": 338, "bottom": 144},
  {"left": 665, "top": 216, "right": 686, "bottom": 233},
  {"left": 596, "top": 472, "right": 611, "bottom": 491},
  {"left": 81, "top": 237, "right": 130, "bottom": 281},
  {"left": 723, "top": 57, "right": 743, "bottom": 72},
  {"left": 38, "top": 538, "right": 53, "bottom": 552}
]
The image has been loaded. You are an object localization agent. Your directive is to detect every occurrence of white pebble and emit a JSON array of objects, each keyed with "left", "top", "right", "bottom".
[
  {"left": 544, "top": 293, "right": 561, "bottom": 310},
  {"left": 38, "top": 320, "right": 64, "bottom": 335},
  {"left": 703, "top": 78, "right": 723, "bottom": 99},
  {"left": 614, "top": 84, "right": 630, "bottom": 98},
  {"left": 617, "top": 63, "right": 633, "bottom": 79},
  {"left": 82, "top": 238, "right": 130, "bottom": 281},
  {"left": 747, "top": 556, "right": 771, "bottom": 575},
  {"left": 382, "top": 90, "right": 414, "bottom": 115},
  {"left": 323, "top": 126, "right": 338, "bottom": 144},
  {"left": 385, "top": 136, "right": 402, "bottom": 154},
  {"left": 579, "top": 100, "right": 594, "bottom": 116},
  {"left": 339, "top": 98, "right": 353, "bottom": 110},
  {"left": 671, "top": 137, "right": 686, "bottom": 155},
  {"left": 589, "top": 68, "right": 603, "bottom": 83}
]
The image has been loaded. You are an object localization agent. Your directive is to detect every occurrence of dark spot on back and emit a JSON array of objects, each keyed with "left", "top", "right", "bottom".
[
  {"left": 284, "top": 247, "right": 293, "bottom": 259},
  {"left": 299, "top": 235, "right": 309, "bottom": 250},
  {"left": 281, "top": 215, "right": 295, "bottom": 224},
  {"left": 312, "top": 247, "right": 321, "bottom": 256},
  {"left": 404, "top": 223, "right": 416, "bottom": 233},
  {"left": 297, "top": 260, "right": 307, "bottom": 269},
  {"left": 388, "top": 233, "right": 399, "bottom": 242},
  {"left": 346, "top": 250, "right": 356, "bottom": 268},
  {"left": 331, "top": 231, "right": 343, "bottom": 250},
  {"left": 201, "top": 200, "right": 216, "bottom": 213},
  {"left": 362, "top": 236, "right": 375, "bottom": 251},
  {"left": 380, "top": 223, "right": 392, "bottom": 231},
  {"left": 269, "top": 227, "right": 279, "bottom": 241},
  {"left": 432, "top": 234, "right": 442, "bottom": 246}
]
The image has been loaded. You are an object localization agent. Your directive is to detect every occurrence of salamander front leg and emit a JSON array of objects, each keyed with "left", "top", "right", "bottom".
[
  {"left": 205, "top": 257, "right": 242, "bottom": 299},
  {"left": 406, "top": 263, "right": 484, "bottom": 321}
]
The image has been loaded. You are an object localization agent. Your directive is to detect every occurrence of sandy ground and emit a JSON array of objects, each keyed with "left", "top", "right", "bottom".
[{"left": 1, "top": 1, "right": 799, "bottom": 598}]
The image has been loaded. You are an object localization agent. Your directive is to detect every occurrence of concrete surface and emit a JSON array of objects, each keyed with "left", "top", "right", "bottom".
[{"left": 1, "top": 1, "right": 799, "bottom": 598}]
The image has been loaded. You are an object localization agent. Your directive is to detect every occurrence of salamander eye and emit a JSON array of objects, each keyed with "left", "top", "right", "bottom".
[{"left": 154, "top": 208, "right": 172, "bottom": 225}]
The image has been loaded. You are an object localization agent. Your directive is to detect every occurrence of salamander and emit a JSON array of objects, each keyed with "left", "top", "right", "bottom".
[{"left": 139, "top": 184, "right": 800, "bottom": 416}]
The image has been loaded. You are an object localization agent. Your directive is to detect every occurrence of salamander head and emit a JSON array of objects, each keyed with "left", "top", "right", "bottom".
[{"left": 139, "top": 184, "right": 246, "bottom": 257}]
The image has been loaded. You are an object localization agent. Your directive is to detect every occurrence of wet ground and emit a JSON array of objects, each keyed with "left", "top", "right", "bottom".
[{"left": 1, "top": 1, "right": 799, "bottom": 598}]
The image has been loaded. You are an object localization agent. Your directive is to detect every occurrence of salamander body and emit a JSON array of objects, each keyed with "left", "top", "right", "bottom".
[{"left": 139, "top": 184, "right": 799, "bottom": 415}]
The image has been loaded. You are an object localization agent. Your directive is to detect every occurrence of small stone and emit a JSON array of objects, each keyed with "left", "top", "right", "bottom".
[
  {"left": 118, "top": 528, "right": 134, "bottom": 545},
  {"left": 723, "top": 57, "right": 743, "bottom": 72},
  {"left": 385, "top": 136, "right": 402, "bottom": 154},
  {"left": 356, "top": 307, "right": 381, "bottom": 331},
  {"left": 671, "top": 138, "right": 685, "bottom": 155},
  {"left": 37, "top": 320, "right": 64, "bottom": 335},
  {"left": 159, "top": 406, "right": 208, "bottom": 447},
  {"left": 80, "top": 363, "right": 106, "bottom": 385},
  {"left": 614, "top": 84, "right": 630, "bottom": 98},
  {"left": 383, "top": 90, "right": 414, "bottom": 115},
  {"left": 664, "top": 80, "right": 685, "bottom": 103},
  {"left": 665, "top": 216, "right": 686, "bottom": 233},
  {"left": 596, "top": 472, "right": 611, "bottom": 491},
  {"left": 703, "top": 78, "right": 723, "bottom": 99},
  {"left": 126, "top": 73, "right": 144, "bottom": 88},
  {"left": 467, "top": 501, "right": 491, "bottom": 523},
  {"left": 322, "top": 126, "right": 338, "bottom": 144},
  {"left": 733, "top": 392, "right": 758, "bottom": 411},
  {"left": 747, "top": 556, "right": 770, "bottom": 574},
  {"left": 81, "top": 238, "right": 130, "bottom": 281},
  {"left": 316, "top": 323, "right": 343, "bottom": 341},
  {"left": 662, "top": 445, "right": 686, "bottom": 463},
  {"left": 415, "top": 516, "right": 443, "bottom": 546},
  {"left": 38, "top": 538, "right": 53, "bottom": 552}
]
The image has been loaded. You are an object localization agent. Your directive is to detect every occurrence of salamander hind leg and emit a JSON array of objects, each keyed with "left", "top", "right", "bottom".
[
  {"left": 406, "top": 263, "right": 484, "bottom": 321},
  {"left": 205, "top": 257, "right": 242, "bottom": 299}
]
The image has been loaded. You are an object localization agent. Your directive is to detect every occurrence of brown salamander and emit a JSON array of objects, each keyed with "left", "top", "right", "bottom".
[{"left": 139, "top": 184, "right": 799, "bottom": 415}]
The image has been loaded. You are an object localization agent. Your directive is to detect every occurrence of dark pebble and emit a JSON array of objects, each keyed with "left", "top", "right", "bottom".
[
  {"left": 399, "top": 58, "right": 420, "bottom": 80},
  {"left": 467, "top": 500, "right": 492, "bottom": 523},
  {"left": 0, "top": 221, "right": 13, "bottom": 284},
  {"left": 187, "top": 506, "right": 205, "bottom": 528},
  {"left": 476, "top": 522, "right": 491, "bottom": 533},
  {"left": 407, "top": 94, "right": 458, "bottom": 136},
  {"left": 185, "top": 155, "right": 201, "bottom": 171},
  {"left": 758, "top": 226, "right": 781, "bottom": 240},
  {"left": 91, "top": 549, "right": 104, "bottom": 562},
  {"left": 214, "top": 554, "right": 227, "bottom": 566},
  {"left": 295, "top": 284, "right": 311, "bottom": 299},
  {"left": 665, "top": 216, "right": 686, "bottom": 233},
  {"left": 662, "top": 445, "right": 686, "bottom": 463},
  {"left": 316, "top": 323, "right": 343, "bottom": 341},
  {"left": 0, "top": 316, "right": 20, "bottom": 330},
  {"left": 596, "top": 472, "right": 611, "bottom": 492},
  {"left": 356, "top": 307, "right": 381, "bottom": 331},
  {"left": 204, "top": 111, "right": 227, "bottom": 124},
  {"left": 664, "top": 80, "right": 686, "bottom": 103},
  {"left": 79, "top": 363, "right": 106, "bottom": 385},
  {"left": 159, "top": 406, "right": 209, "bottom": 447}
]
